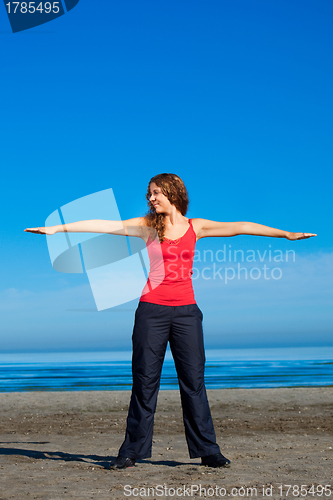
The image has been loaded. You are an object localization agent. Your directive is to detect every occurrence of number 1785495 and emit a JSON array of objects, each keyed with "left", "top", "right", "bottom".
[{"left": 5, "top": 2, "right": 60, "bottom": 14}]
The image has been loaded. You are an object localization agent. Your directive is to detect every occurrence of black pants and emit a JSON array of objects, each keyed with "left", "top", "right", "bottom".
[{"left": 118, "top": 302, "right": 221, "bottom": 459}]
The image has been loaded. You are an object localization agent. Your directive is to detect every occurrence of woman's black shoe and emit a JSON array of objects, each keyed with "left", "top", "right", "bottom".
[
  {"left": 110, "top": 456, "right": 136, "bottom": 469},
  {"left": 201, "top": 453, "right": 231, "bottom": 468}
]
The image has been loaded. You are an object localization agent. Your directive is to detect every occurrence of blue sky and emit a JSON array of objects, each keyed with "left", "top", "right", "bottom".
[{"left": 0, "top": 0, "right": 332, "bottom": 353}]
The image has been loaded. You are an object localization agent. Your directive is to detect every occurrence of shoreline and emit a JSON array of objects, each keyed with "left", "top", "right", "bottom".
[{"left": 1, "top": 383, "right": 333, "bottom": 394}]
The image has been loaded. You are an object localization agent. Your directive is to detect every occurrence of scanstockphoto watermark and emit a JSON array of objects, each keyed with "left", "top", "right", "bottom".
[
  {"left": 165, "top": 244, "right": 296, "bottom": 283},
  {"left": 123, "top": 483, "right": 332, "bottom": 497},
  {"left": 192, "top": 244, "right": 295, "bottom": 264},
  {"left": 124, "top": 483, "right": 259, "bottom": 497},
  {"left": 191, "top": 262, "right": 283, "bottom": 282}
]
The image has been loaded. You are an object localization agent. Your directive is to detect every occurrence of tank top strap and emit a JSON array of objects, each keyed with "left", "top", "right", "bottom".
[{"left": 187, "top": 218, "right": 196, "bottom": 241}]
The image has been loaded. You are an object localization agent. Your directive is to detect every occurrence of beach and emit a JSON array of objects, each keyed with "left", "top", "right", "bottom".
[{"left": 0, "top": 387, "right": 332, "bottom": 499}]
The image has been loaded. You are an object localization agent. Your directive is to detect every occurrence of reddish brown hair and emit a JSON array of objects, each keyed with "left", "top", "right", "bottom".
[{"left": 144, "top": 173, "right": 189, "bottom": 242}]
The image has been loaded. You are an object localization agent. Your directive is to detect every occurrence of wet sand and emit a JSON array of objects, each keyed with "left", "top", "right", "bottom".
[{"left": 0, "top": 387, "right": 332, "bottom": 499}]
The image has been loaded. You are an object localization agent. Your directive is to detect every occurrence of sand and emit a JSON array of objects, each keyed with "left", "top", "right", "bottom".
[{"left": 0, "top": 387, "right": 332, "bottom": 499}]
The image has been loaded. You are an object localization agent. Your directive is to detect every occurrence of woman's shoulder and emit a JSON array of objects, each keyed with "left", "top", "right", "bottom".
[
  {"left": 190, "top": 218, "right": 205, "bottom": 231},
  {"left": 120, "top": 217, "right": 151, "bottom": 241},
  {"left": 189, "top": 218, "right": 210, "bottom": 241}
]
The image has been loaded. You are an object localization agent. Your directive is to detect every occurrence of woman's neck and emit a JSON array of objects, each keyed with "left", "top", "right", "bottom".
[{"left": 163, "top": 207, "right": 186, "bottom": 226}]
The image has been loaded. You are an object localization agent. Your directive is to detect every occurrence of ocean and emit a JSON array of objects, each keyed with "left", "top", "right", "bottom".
[{"left": 0, "top": 346, "right": 332, "bottom": 392}]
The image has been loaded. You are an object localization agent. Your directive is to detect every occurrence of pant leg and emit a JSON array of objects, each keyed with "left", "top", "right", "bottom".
[
  {"left": 169, "top": 304, "right": 221, "bottom": 458},
  {"left": 118, "top": 302, "right": 171, "bottom": 459}
]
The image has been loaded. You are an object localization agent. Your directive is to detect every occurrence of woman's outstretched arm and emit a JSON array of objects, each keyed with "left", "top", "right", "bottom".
[
  {"left": 24, "top": 217, "right": 146, "bottom": 237},
  {"left": 193, "top": 219, "right": 317, "bottom": 240}
]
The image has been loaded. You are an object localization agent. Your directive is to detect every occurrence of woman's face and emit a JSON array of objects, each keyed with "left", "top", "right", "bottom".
[{"left": 149, "top": 182, "right": 171, "bottom": 213}]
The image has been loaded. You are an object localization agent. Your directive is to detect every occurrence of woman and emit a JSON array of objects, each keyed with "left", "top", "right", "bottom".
[{"left": 25, "top": 173, "right": 316, "bottom": 469}]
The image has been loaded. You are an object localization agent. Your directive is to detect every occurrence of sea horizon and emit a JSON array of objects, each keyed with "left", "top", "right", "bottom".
[
  {"left": 1, "top": 345, "right": 333, "bottom": 363},
  {"left": 0, "top": 345, "right": 332, "bottom": 393}
]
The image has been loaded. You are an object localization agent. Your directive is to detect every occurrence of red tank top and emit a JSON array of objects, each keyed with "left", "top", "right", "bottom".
[{"left": 139, "top": 218, "right": 197, "bottom": 306}]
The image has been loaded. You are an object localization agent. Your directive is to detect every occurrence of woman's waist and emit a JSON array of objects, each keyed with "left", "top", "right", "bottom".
[
  {"left": 147, "top": 273, "right": 193, "bottom": 285},
  {"left": 140, "top": 279, "right": 196, "bottom": 304}
]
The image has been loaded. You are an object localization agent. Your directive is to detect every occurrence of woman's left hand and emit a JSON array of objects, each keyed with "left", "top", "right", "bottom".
[{"left": 286, "top": 232, "right": 317, "bottom": 240}]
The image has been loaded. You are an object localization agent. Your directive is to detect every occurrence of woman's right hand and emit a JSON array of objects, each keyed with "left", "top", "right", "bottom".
[{"left": 24, "top": 226, "right": 57, "bottom": 235}]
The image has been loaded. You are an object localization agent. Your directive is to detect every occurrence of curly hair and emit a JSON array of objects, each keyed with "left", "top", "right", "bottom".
[{"left": 143, "top": 173, "right": 190, "bottom": 242}]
